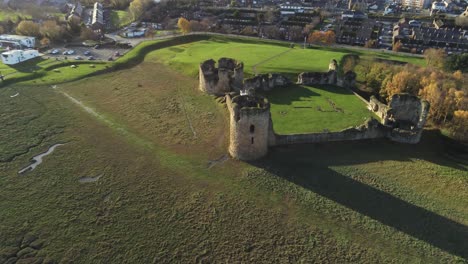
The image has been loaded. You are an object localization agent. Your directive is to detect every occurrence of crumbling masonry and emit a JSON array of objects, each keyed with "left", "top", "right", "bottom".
[{"left": 199, "top": 58, "right": 430, "bottom": 160}]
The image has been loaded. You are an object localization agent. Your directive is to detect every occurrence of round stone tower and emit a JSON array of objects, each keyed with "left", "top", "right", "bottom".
[{"left": 227, "top": 94, "right": 272, "bottom": 160}]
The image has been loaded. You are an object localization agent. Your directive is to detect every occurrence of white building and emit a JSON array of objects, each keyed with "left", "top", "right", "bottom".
[
  {"left": 432, "top": 1, "right": 447, "bottom": 12},
  {"left": 1, "top": 50, "right": 40, "bottom": 65},
  {"left": 0, "top": 35, "right": 36, "bottom": 49},
  {"left": 402, "top": 0, "right": 431, "bottom": 9}
]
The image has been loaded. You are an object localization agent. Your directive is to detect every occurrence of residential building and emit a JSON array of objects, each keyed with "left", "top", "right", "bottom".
[
  {"left": 0, "top": 35, "right": 35, "bottom": 49},
  {"left": 91, "top": 2, "right": 104, "bottom": 34},
  {"left": 1, "top": 50, "right": 40, "bottom": 65},
  {"left": 402, "top": 0, "right": 431, "bottom": 9}
]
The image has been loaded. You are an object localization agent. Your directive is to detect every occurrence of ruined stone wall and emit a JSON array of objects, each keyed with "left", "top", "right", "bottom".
[
  {"left": 199, "top": 58, "right": 243, "bottom": 95},
  {"left": 227, "top": 94, "right": 272, "bottom": 160},
  {"left": 274, "top": 119, "right": 388, "bottom": 146},
  {"left": 369, "top": 96, "right": 390, "bottom": 120},
  {"left": 297, "top": 71, "right": 337, "bottom": 86},
  {"left": 387, "top": 94, "right": 429, "bottom": 128},
  {"left": 243, "top": 74, "right": 291, "bottom": 92}
]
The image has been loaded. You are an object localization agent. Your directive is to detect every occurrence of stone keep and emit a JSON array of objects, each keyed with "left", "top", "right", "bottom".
[
  {"left": 199, "top": 58, "right": 244, "bottom": 95},
  {"left": 226, "top": 94, "right": 273, "bottom": 160}
]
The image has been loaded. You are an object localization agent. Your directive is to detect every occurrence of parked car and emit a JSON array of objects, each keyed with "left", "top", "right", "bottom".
[
  {"left": 114, "top": 51, "right": 121, "bottom": 57},
  {"left": 67, "top": 50, "right": 75, "bottom": 55},
  {"left": 108, "top": 57, "right": 113, "bottom": 61},
  {"left": 74, "top": 56, "right": 82, "bottom": 60},
  {"left": 84, "top": 51, "right": 91, "bottom": 56},
  {"left": 50, "top": 49, "right": 59, "bottom": 55},
  {"left": 87, "top": 56, "right": 95, "bottom": 60},
  {"left": 94, "top": 44, "right": 101, "bottom": 49}
]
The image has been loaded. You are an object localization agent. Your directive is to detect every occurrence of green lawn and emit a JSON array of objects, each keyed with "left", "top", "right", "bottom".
[
  {"left": 110, "top": 10, "right": 132, "bottom": 29},
  {"left": 266, "top": 85, "right": 375, "bottom": 134},
  {"left": 0, "top": 9, "right": 31, "bottom": 21},
  {"left": 146, "top": 38, "right": 349, "bottom": 77},
  {"left": 0, "top": 53, "right": 466, "bottom": 263},
  {"left": 146, "top": 37, "right": 425, "bottom": 78},
  {"left": 0, "top": 57, "right": 109, "bottom": 86}
]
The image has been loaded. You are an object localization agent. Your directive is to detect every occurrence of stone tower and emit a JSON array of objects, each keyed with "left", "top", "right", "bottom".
[
  {"left": 226, "top": 94, "right": 272, "bottom": 160},
  {"left": 199, "top": 58, "right": 244, "bottom": 95}
]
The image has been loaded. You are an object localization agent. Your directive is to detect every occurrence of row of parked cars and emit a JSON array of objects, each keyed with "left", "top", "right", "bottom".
[
  {"left": 49, "top": 49, "right": 96, "bottom": 60},
  {"left": 49, "top": 48, "right": 122, "bottom": 61}
]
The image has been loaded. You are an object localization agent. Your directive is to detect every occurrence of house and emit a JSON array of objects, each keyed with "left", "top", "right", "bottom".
[
  {"left": 67, "top": 2, "right": 83, "bottom": 21},
  {"left": 0, "top": 35, "right": 36, "bottom": 49},
  {"left": 90, "top": 2, "right": 104, "bottom": 34},
  {"left": 393, "top": 21, "right": 468, "bottom": 52},
  {"left": 1, "top": 50, "right": 40, "bottom": 65}
]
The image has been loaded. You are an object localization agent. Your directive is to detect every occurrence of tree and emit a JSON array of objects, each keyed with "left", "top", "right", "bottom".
[
  {"left": 307, "top": 31, "right": 335, "bottom": 46},
  {"left": 40, "top": 37, "right": 50, "bottom": 47},
  {"left": 111, "top": 0, "right": 132, "bottom": 10},
  {"left": 129, "top": 0, "right": 151, "bottom": 21},
  {"left": 240, "top": 26, "right": 255, "bottom": 36},
  {"left": 177, "top": 17, "right": 191, "bottom": 34},
  {"left": 68, "top": 16, "right": 82, "bottom": 34},
  {"left": 341, "top": 54, "right": 360, "bottom": 74},
  {"left": 364, "top": 39, "right": 376, "bottom": 48},
  {"left": 451, "top": 110, "right": 468, "bottom": 141},
  {"left": 424, "top": 48, "right": 446, "bottom": 69},
  {"left": 385, "top": 70, "right": 421, "bottom": 96},
  {"left": 16, "top": 20, "right": 40, "bottom": 37},
  {"left": 80, "top": 27, "right": 99, "bottom": 41},
  {"left": 0, "top": 25, "right": 3, "bottom": 35},
  {"left": 288, "top": 26, "right": 303, "bottom": 41},
  {"left": 145, "top": 27, "right": 155, "bottom": 38},
  {"left": 455, "top": 15, "right": 468, "bottom": 28},
  {"left": 323, "top": 31, "right": 336, "bottom": 45},
  {"left": 189, "top": 20, "right": 207, "bottom": 32},
  {"left": 40, "top": 20, "right": 64, "bottom": 42},
  {"left": 445, "top": 53, "right": 468, "bottom": 73},
  {"left": 307, "top": 31, "right": 323, "bottom": 44},
  {"left": 262, "top": 25, "right": 280, "bottom": 39},
  {"left": 392, "top": 40, "right": 403, "bottom": 52},
  {"left": 303, "top": 20, "right": 319, "bottom": 35}
]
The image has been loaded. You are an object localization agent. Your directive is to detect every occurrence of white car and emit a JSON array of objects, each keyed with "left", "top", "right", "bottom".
[{"left": 50, "top": 49, "right": 59, "bottom": 54}]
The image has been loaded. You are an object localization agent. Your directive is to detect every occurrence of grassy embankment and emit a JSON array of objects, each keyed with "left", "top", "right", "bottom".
[
  {"left": 110, "top": 10, "right": 133, "bottom": 29},
  {"left": 0, "top": 9, "right": 31, "bottom": 22},
  {"left": 0, "top": 35, "right": 466, "bottom": 263}
]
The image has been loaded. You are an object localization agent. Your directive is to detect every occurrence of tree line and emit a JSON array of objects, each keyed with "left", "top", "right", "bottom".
[{"left": 349, "top": 49, "right": 468, "bottom": 141}]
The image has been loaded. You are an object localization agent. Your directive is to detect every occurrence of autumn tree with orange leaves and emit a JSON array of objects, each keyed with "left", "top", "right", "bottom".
[{"left": 307, "top": 31, "right": 335, "bottom": 46}]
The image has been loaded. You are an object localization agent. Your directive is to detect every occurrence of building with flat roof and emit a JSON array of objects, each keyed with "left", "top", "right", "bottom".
[
  {"left": 0, "top": 35, "right": 35, "bottom": 49},
  {"left": 1, "top": 49, "right": 40, "bottom": 65}
]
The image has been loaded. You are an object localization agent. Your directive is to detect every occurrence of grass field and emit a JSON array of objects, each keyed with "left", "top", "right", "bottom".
[
  {"left": 147, "top": 39, "right": 349, "bottom": 77},
  {"left": 266, "top": 85, "right": 376, "bottom": 134},
  {"left": 0, "top": 35, "right": 465, "bottom": 263},
  {"left": 146, "top": 37, "right": 425, "bottom": 78},
  {"left": 110, "top": 10, "right": 132, "bottom": 29},
  {"left": 0, "top": 9, "right": 31, "bottom": 22},
  {"left": 0, "top": 57, "right": 109, "bottom": 86}
]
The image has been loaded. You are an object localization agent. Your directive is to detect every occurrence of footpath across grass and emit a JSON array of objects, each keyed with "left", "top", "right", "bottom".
[
  {"left": 0, "top": 56, "right": 466, "bottom": 263},
  {"left": 266, "top": 84, "right": 375, "bottom": 134}
]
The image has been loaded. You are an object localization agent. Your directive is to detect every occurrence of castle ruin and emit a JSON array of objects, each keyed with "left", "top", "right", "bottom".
[
  {"left": 199, "top": 58, "right": 430, "bottom": 160},
  {"left": 199, "top": 58, "right": 244, "bottom": 95}
]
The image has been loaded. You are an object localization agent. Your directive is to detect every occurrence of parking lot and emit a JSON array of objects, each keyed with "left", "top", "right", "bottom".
[{"left": 44, "top": 45, "right": 129, "bottom": 62}]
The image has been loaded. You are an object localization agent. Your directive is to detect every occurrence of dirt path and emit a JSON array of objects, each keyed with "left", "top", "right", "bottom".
[{"left": 251, "top": 49, "right": 293, "bottom": 75}]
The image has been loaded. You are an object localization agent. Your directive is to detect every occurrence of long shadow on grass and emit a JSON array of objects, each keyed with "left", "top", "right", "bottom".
[
  {"left": 250, "top": 130, "right": 468, "bottom": 258},
  {"left": 265, "top": 84, "right": 354, "bottom": 106}
]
